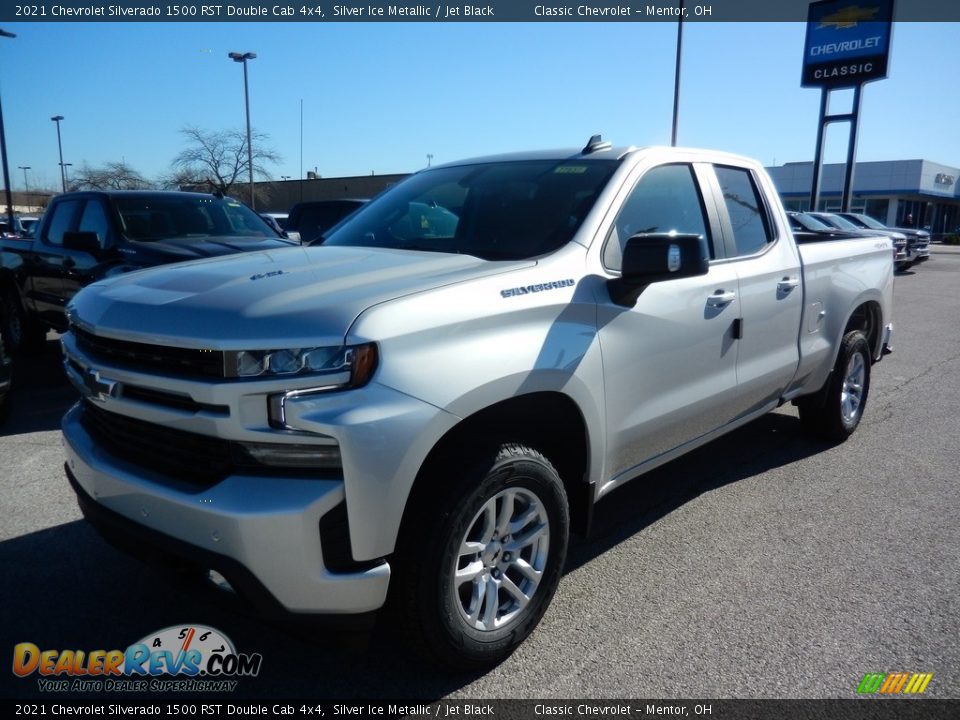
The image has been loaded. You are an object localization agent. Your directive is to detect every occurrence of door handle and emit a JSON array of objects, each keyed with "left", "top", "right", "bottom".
[
  {"left": 706, "top": 290, "right": 737, "bottom": 308},
  {"left": 777, "top": 277, "right": 800, "bottom": 292},
  {"left": 62, "top": 257, "right": 76, "bottom": 269}
]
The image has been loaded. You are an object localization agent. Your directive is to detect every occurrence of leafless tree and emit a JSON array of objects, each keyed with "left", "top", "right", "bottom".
[
  {"left": 170, "top": 126, "right": 281, "bottom": 205},
  {"left": 70, "top": 161, "right": 152, "bottom": 191}
]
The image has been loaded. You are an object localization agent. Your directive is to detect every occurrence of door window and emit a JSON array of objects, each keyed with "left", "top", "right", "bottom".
[
  {"left": 603, "top": 164, "right": 711, "bottom": 271},
  {"left": 42, "top": 200, "right": 81, "bottom": 246},
  {"left": 714, "top": 166, "right": 772, "bottom": 257},
  {"left": 78, "top": 200, "right": 111, "bottom": 247}
]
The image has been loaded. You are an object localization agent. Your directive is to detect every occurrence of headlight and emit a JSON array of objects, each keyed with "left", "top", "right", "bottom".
[{"left": 224, "top": 342, "right": 378, "bottom": 387}]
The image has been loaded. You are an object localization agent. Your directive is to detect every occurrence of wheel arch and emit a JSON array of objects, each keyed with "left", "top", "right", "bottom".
[
  {"left": 842, "top": 299, "right": 883, "bottom": 362},
  {"left": 400, "top": 391, "right": 594, "bottom": 540}
]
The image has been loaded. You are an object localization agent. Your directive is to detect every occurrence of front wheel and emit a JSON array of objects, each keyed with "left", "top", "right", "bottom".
[
  {"left": 396, "top": 443, "right": 569, "bottom": 670},
  {"left": 798, "top": 330, "right": 872, "bottom": 442}
]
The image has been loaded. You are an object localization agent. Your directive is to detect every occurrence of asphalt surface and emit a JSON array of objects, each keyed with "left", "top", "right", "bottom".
[{"left": 1, "top": 246, "right": 958, "bottom": 701}]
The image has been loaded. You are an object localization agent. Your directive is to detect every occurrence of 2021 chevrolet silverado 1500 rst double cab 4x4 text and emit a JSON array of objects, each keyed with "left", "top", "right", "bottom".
[
  {"left": 61, "top": 141, "right": 893, "bottom": 669},
  {"left": 0, "top": 190, "right": 293, "bottom": 352}
]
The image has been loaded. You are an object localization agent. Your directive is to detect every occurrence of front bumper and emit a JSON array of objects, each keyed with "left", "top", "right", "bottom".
[
  {"left": 907, "top": 243, "right": 930, "bottom": 263},
  {"left": 63, "top": 403, "right": 391, "bottom": 616}
]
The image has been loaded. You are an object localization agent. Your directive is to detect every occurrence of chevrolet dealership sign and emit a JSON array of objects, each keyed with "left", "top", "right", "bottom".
[{"left": 802, "top": 0, "right": 894, "bottom": 88}]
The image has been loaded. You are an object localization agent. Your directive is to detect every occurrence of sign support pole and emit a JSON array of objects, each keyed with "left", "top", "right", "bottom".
[
  {"left": 809, "top": 88, "right": 829, "bottom": 212},
  {"left": 841, "top": 84, "right": 863, "bottom": 212},
  {"left": 809, "top": 84, "right": 863, "bottom": 212}
]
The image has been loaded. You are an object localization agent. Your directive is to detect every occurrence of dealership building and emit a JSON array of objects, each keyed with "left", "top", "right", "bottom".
[{"left": 766, "top": 159, "right": 960, "bottom": 235}]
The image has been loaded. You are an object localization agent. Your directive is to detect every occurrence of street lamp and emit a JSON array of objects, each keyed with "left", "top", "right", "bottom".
[
  {"left": 61, "top": 162, "right": 72, "bottom": 190},
  {"left": 426, "top": 153, "right": 433, "bottom": 168},
  {"left": 51, "top": 115, "right": 66, "bottom": 192},
  {"left": 228, "top": 51, "right": 257, "bottom": 209},
  {"left": 1, "top": 29, "right": 16, "bottom": 229},
  {"left": 18, "top": 165, "right": 30, "bottom": 190}
]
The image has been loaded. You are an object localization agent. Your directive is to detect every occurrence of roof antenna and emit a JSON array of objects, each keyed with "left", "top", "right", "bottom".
[{"left": 582, "top": 134, "right": 612, "bottom": 154}]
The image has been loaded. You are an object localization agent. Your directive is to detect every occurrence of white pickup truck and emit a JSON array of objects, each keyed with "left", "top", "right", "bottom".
[{"left": 61, "top": 139, "right": 893, "bottom": 669}]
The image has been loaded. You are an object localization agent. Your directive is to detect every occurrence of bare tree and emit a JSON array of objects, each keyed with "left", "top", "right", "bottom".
[
  {"left": 170, "top": 126, "right": 281, "bottom": 205},
  {"left": 70, "top": 161, "right": 152, "bottom": 191}
]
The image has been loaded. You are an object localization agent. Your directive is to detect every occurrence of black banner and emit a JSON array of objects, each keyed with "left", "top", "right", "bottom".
[{"left": 6, "top": 700, "right": 960, "bottom": 719}]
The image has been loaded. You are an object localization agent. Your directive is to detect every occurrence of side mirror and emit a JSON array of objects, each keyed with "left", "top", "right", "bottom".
[
  {"left": 63, "top": 231, "right": 109, "bottom": 253},
  {"left": 608, "top": 233, "right": 709, "bottom": 307}
]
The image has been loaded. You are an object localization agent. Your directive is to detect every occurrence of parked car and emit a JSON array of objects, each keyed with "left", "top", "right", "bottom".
[
  {"left": 0, "top": 190, "right": 295, "bottom": 352},
  {"left": 259, "top": 212, "right": 289, "bottom": 236},
  {"left": 836, "top": 212, "right": 930, "bottom": 268},
  {"left": 61, "top": 141, "right": 893, "bottom": 669},
  {"left": 285, "top": 199, "right": 368, "bottom": 244},
  {"left": 18, "top": 216, "right": 40, "bottom": 238},
  {"left": 790, "top": 212, "right": 906, "bottom": 266},
  {"left": 808, "top": 212, "right": 911, "bottom": 271}
]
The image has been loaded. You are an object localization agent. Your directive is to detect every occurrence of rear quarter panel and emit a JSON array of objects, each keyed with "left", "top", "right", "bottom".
[{"left": 786, "top": 235, "right": 894, "bottom": 398}]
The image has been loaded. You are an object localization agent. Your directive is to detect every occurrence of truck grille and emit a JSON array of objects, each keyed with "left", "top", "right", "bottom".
[
  {"left": 80, "top": 401, "right": 232, "bottom": 486},
  {"left": 72, "top": 327, "right": 225, "bottom": 379}
]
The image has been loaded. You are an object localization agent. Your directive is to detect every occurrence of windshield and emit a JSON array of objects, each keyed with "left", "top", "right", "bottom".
[
  {"left": 792, "top": 213, "right": 832, "bottom": 231},
  {"left": 113, "top": 194, "right": 279, "bottom": 241},
  {"left": 322, "top": 159, "right": 618, "bottom": 260},
  {"left": 848, "top": 213, "right": 886, "bottom": 230},
  {"left": 816, "top": 213, "right": 859, "bottom": 230}
]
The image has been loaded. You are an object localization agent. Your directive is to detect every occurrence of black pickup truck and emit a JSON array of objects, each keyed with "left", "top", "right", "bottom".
[{"left": 0, "top": 190, "right": 295, "bottom": 351}]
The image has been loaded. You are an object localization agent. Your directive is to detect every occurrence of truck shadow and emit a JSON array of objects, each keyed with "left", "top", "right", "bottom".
[
  {"left": 0, "top": 336, "right": 78, "bottom": 438},
  {"left": 570, "top": 411, "right": 834, "bottom": 573}
]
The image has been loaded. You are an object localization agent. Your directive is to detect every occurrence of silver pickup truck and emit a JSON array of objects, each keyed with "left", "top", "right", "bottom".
[{"left": 61, "top": 140, "right": 893, "bottom": 669}]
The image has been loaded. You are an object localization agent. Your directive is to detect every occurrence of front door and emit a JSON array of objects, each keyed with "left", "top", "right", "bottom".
[{"left": 597, "top": 163, "right": 742, "bottom": 481}]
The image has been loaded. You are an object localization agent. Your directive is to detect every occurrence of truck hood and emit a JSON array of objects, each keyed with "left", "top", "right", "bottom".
[
  {"left": 123, "top": 235, "right": 295, "bottom": 262},
  {"left": 69, "top": 246, "right": 531, "bottom": 348}
]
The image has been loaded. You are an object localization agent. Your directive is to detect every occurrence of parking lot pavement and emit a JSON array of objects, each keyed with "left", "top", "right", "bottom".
[{"left": 1, "top": 253, "right": 958, "bottom": 700}]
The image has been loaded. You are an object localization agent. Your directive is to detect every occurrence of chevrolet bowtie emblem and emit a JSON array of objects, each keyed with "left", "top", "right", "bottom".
[
  {"left": 819, "top": 5, "right": 881, "bottom": 29},
  {"left": 83, "top": 368, "right": 118, "bottom": 402}
]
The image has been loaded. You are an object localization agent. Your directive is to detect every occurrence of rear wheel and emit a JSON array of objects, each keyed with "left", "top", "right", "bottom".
[
  {"left": 396, "top": 443, "right": 569, "bottom": 670},
  {"left": 798, "top": 330, "right": 871, "bottom": 442}
]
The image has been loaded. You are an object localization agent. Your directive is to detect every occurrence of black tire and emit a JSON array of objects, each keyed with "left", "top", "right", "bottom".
[
  {"left": 798, "top": 330, "right": 871, "bottom": 442},
  {"left": 395, "top": 443, "right": 569, "bottom": 670},
  {"left": 0, "top": 284, "right": 47, "bottom": 353}
]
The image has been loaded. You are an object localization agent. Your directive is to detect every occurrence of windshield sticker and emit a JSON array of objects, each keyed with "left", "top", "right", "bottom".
[{"left": 554, "top": 166, "right": 588, "bottom": 174}]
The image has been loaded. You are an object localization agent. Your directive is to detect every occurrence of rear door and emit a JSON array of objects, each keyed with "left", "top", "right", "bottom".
[{"left": 709, "top": 164, "right": 803, "bottom": 415}]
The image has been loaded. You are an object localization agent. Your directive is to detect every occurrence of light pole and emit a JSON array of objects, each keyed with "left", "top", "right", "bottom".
[
  {"left": 280, "top": 175, "right": 290, "bottom": 181},
  {"left": 671, "top": 1, "right": 683, "bottom": 146},
  {"left": 426, "top": 153, "right": 433, "bottom": 168},
  {"left": 228, "top": 51, "right": 257, "bottom": 209},
  {"left": 1, "top": 29, "right": 16, "bottom": 229},
  {"left": 61, "top": 162, "right": 72, "bottom": 190},
  {"left": 51, "top": 115, "right": 66, "bottom": 192}
]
